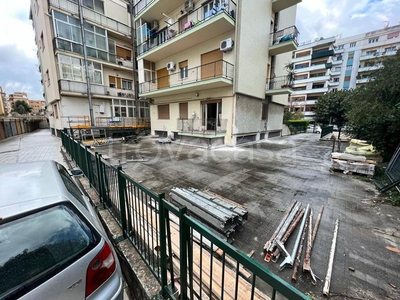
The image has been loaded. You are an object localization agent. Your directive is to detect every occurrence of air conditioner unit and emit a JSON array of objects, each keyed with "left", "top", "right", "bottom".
[
  {"left": 184, "top": 0, "right": 194, "bottom": 12},
  {"left": 166, "top": 61, "right": 175, "bottom": 71},
  {"left": 152, "top": 20, "right": 159, "bottom": 30},
  {"left": 220, "top": 38, "right": 234, "bottom": 52}
]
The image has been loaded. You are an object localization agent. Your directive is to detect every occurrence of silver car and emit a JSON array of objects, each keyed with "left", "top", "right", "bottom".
[{"left": 0, "top": 161, "right": 123, "bottom": 300}]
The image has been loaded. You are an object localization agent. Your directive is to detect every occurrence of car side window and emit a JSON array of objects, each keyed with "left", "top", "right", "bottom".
[{"left": 57, "top": 164, "right": 88, "bottom": 209}]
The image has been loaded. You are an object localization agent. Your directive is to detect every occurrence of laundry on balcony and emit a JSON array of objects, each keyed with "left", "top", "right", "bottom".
[{"left": 183, "top": 21, "right": 193, "bottom": 30}]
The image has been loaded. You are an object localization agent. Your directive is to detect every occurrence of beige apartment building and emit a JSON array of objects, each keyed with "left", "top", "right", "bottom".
[
  {"left": 135, "top": 0, "right": 301, "bottom": 146},
  {"left": 28, "top": 100, "right": 46, "bottom": 115},
  {"left": 0, "top": 87, "right": 8, "bottom": 116},
  {"left": 30, "top": 0, "right": 146, "bottom": 136}
]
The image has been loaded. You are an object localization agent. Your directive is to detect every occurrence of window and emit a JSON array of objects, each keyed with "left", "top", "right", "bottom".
[
  {"left": 387, "top": 31, "right": 399, "bottom": 39},
  {"left": 331, "top": 88, "right": 338, "bottom": 92},
  {"left": 385, "top": 46, "right": 397, "bottom": 52},
  {"left": 46, "top": 70, "right": 50, "bottom": 86},
  {"left": 58, "top": 54, "right": 84, "bottom": 81},
  {"left": 334, "top": 67, "right": 341, "bottom": 72},
  {"left": 350, "top": 42, "right": 356, "bottom": 48},
  {"left": 112, "top": 99, "right": 135, "bottom": 117},
  {"left": 53, "top": 11, "right": 83, "bottom": 55},
  {"left": 144, "top": 60, "right": 156, "bottom": 83},
  {"left": 179, "top": 60, "right": 188, "bottom": 79},
  {"left": 0, "top": 204, "right": 99, "bottom": 300},
  {"left": 333, "top": 77, "right": 339, "bottom": 82},
  {"left": 346, "top": 65, "right": 352, "bottom": 71},
  {"left": 179, "top": 102, "right": 188, "bottom": 119},
  {"left": 179, "top": 15, "right": 188, "bottom": 32},
  {"left": 158, "top": 104, "right": 170, "bottom": 119},
  {"left": 335, "top": 55, "right": 342, "bottom": 61},
  {"left": 88, "top": 62, "right": 102, "bottom": 84},
  {"left": 40, "top": 32, "right": 45, "bottom": 51},
  {"left": 310, "top": 72, "right": 325, "bottom": 78},
  {"left": 203, "top": 1, "right": 214, "bottom": 19},
  {"left": 84, "top": 23, "right": 107, "bottom": 60},
  {"left": 53, "top": 104, "right": 59, "bottom": 118},
  {"left": 312, "top": 83, "right": 324, "bottom": 89},
  {"left": 109, "top": 76, "right": 132, "bottom": 90},
  {"left": 261, "top": 101, "right": 268, "bottom": 120},
  {"left": 138, "top": 101, "right": 150, "bottom": 119},
  {"left": 83, "top": 0, "right": 104, "bottom": 14},
  {"left": 122, "top": 79, "right": 133, "bottom": 90},
  {"left": 368, "top": 37, "right": 379, "bottom": 43},
  {"left": 366, "top": 50, "right": 377, "bottom": 55},
  {"left": 344, "top": 76, "right": 351, "bottom": 81},
  {"left": 294, "top": 62, "right": 309, "bottom": 70},
  {"left": 337, "top": 45, "right": 344, "bottom": 49},
  {"left": 116, "top": 46, "right": 132, "bottom": 60}
]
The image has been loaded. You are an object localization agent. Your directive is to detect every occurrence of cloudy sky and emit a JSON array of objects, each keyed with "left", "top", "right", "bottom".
[{"left": 0, "top": 0, "right": 399, "bottom": 100}]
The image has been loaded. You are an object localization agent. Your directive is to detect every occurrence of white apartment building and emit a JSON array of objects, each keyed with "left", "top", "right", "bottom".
[
  {"left": 289, "top": 37, "right": 335, "bottom": 121},
  {"left": 332, "top": 24, "right": 400, "bottom": 90},
  {"left": 289, "top": 25, "right": 400, "bottom": 121},
  {"left": 134, "top": 0, "right": 301, "bottom": 146},
  {"left": 30, "top": 0, "right": 148, "bottom": 137}
]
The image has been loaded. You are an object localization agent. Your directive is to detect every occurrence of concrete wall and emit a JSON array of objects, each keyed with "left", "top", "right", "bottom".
[
  {"left": 234, "top": 95, "right": 264, "bottom": 134},
  {"left": 267, "top": 102, "right": 284, "bottom": 131},
  {"left": 234, "top": 0, "right": 271, "bottom": 99},
  {"left": 105, "top": 0, "right": 130, "bottom": 26}
]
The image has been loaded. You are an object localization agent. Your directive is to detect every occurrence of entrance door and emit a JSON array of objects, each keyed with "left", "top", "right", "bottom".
[
  {"left": 157, "top": 68, "right": 169, "bottom": 89},
  {"left": 201, "top": 49, "right": 223, "bottom": 80},
  {"left": 202, "top": 100, "right": 222, "bottom": 130}
]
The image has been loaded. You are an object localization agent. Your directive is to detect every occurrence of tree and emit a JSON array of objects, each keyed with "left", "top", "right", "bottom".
[
  {"left": 12, "top": 100, "right": 32, "bottom": 115},
  {"left": 345, "top": 51, "right": 400, "bottom": 160},
  {"left": 314, "top": 90, "right": 349, "bottom": 139}
]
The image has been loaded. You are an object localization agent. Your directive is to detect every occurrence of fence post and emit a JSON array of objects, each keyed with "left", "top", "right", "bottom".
[
  {"left": 158, "top": 194, "right": 170, "bottom": 296},
  {"left": 117, "top": 166, "right": 128, "bottom": 238},
  {"left": 179, "top": 205, "right": 189, "bottom": 300},
  {"left": 85, "top": 145, "right": 93, "bottom": 185}
]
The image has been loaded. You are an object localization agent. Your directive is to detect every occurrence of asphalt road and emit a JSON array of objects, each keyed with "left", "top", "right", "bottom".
[{"left": 95, "top": 133, "right": 400, "bottom": 300}]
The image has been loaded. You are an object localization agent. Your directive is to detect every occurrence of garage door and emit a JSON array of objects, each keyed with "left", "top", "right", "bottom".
[{"left": 201, "top": 49, "right": 223, "bottom": 80}]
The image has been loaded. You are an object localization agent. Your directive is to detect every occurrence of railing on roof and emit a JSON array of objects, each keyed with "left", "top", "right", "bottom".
[
  {"left": 269, "top": 25, "right": 299, "bottom": 47},
  {"left": 61, "top": 130, "right": 310, "bottom": 300},
  {"left": 137, "top": 0, "right": 236, "bottom": 56}
]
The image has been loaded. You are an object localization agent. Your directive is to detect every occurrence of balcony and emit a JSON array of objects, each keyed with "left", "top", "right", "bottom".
[
  {"left": 356, "top": 77, "right": 370, "bottom": 84},
  {"left": 293, "top": 75, "right": 330, "bottom": 84},
  {"left": 332, "top": 57, "right": 343, "bottom": 65},
  {"left": 292, "top": 54, "right": 311, "bottom": 63},
  {"left": 265, "top": 76, "right": 293, "bottom": 95},
  {"left": 269, "top": 25, "right": 299, "bottom": 56},
  {"left": 272, "top": 0, "right": 302, "bottom": 12},
  {"left": 334, "top": 47, "right": 344, "bottom": 54},
  {"left": 137, "top": 1, "right": 236, "bottom": 61},
  {"left": 177, "top": 118, "right": 227, "bottom": 138},
  {"left": 139, "top": 60, "right": 234, "bottom": 97},
  {"left": 358, "top": 64, "right": 383, "bottom": 72},
  {"left": 328, "top": 80, "right": 340, "bottom": 86},
  {"left": 59, "top": 80, "right": 135, "bottom": 99},
  {"left": 311, "top": 49, "right": 334, "bottom": 60},
  {"left": 49, "top": 0, "right": 131, "bottom": 37},
  {"left": 294, "top": 63, "right": 327, "bottom": 73},
  {"left": 359, "top": 50, "right": 397, "bottom": 61},
  {"left": 330, "top": 69, "right": 341, "bottom": 76}
]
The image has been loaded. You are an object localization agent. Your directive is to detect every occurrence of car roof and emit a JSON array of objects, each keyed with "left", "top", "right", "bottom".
[{"left": 0, "top": 161, "right": 69, "bottom": 218}]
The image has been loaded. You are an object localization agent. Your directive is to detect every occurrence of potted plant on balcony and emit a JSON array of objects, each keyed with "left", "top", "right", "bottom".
[{"left": 281, "top": 62, "right": 295, "bottom": 88}]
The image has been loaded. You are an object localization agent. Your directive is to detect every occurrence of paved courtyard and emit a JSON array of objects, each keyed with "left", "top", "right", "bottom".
[{"left": 93, "top": 133, "right": 400, "bottom": 300}]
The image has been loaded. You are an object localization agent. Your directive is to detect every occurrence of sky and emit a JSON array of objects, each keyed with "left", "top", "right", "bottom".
[{"left": 0, "top": 0, "right": 399, "bottom": 101}]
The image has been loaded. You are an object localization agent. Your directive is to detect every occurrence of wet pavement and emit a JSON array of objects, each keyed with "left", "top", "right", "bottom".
[{"left": 94, "top": 133, "right": 400, "bottom": 300}]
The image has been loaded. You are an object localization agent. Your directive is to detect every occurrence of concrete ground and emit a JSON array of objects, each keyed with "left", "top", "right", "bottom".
[
  {"left": 0, "top": 129, "right": 131, "bottom": 300},
  {"left": 93, "top": 133, "right": 400, "bottom": 300}
]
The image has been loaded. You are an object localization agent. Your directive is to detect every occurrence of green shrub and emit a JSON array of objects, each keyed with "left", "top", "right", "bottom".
[{"left": 288, "top": 120, "right": 309, "bottom": 133}]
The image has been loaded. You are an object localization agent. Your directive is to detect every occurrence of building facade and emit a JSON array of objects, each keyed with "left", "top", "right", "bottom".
[
  {"left": 29, "top": 100, "right": 46, "bottom": 115},
  {"left": 134, "top": 0, "right": 301, "bottom": 146},
  {"left": 30, "top": 0, "right": 149, "bottom": 136},
  {"left": 289, "top": 25, "right": 400, "bottom": 121},
  {"left": 0, "top": 87, "right": 8, "bottom": 116}
]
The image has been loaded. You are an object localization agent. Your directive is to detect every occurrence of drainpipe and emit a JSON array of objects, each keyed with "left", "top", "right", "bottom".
[
  {"left": 78, "top": 0, "right": 95, "bottom": 127},
  {"left": 130, "top": 0, "right": 139, "bottom": 119}
]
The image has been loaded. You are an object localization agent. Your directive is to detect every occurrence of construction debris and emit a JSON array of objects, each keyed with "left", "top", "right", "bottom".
[
  {"left": 169, "top": 187, "right": 248, "bottom": 242},
  {"left": 323, "top": 219, "right": 339, "bottom": 297},
  {"left": 331, "top": 152, "right": 376, "bottom": 176}
]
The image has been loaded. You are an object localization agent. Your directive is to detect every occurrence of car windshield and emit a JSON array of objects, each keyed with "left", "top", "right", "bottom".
[{"left": 0, "top": 204, "right": 99, "bottom": 299}]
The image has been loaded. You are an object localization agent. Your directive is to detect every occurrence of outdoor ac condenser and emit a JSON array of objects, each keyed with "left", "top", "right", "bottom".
[{"left": 220, "top": 38, "right": 234, "bottom": 52}]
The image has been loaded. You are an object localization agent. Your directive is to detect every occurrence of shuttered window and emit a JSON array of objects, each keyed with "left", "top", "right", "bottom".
[
  {"left": 116, "top": 46, "right": 132, "bottom": 60},
  {"left": 387, "top": 31, "right": 399, "bottom": 39},
  {"left": 179, "top": 103, "right": 188, "bottom": 119},
  {"left": 158, "top": 104, "right": 170, "bottom": 119}
]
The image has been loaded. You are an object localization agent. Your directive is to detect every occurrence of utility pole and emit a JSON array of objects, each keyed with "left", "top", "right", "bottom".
[
  {"left": 130, "top": 0, "right": 139, "bottom": 119},
  {"left": 78, "top": 0, "right": 95, "bottom": 127}
]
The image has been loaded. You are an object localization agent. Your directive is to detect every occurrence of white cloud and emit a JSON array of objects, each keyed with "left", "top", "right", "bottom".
[{"left": 296, "top": 0, "right": 400, "bottom": 42}]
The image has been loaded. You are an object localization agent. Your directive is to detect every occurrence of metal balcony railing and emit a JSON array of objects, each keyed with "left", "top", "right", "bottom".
[
  {"left": 269, "top": 25, "right": 299, "bottom": 47},
  {"left": 137, "top": 0, "right": 236, "bottom": 56},
  {"left": 177, "top": 118, "right": 228, "bottom": 136},
  {"left": 59, "top": 80, "right": 135, "bottom": 99},
  {"left": 266, "top": 76, "right": 292, "bottom": 90},
  {"left": 133, "top": 0, "right": 155, "bottom": 16},
  {"left": 139, "top": 60, "right": 234, "bottom": 94},
  {"left": 49, "top": 0, "right": 131, "bottom": 36}
]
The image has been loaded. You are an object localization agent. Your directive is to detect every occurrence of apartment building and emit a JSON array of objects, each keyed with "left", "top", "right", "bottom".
[
  {"left": 28, "top": 100, "right": 46, "bottom": 115},
  {"left": 30, "top": 0, "right": 148, "bottom": 137},
  {"left": 134, "top": 0, "right": 301, "bottom": 146},
  {"left": 332, "top": 24, "right": 400, "bottom": 90},
  {"left": 289, "top": 25, "right": 400, "bottom": 121},
  {"left": 0, "top": 87, "right": 8, "bottom": 116},
  {"left": 289, "top": 37, "right": 335, "bottom": 121}
]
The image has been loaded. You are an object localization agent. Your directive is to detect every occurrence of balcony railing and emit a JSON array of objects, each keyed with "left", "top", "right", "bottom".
[
  {"left": 269, "top": 25, "right": 299, "bottom": 46},
  {"left": 311, "top": 49, "right": 334, "bottom": 60},
  {"left": 177, "top": 118, "right": 228, "bottom": 136},
  {"left": 49, "top": 0, "right": 131, "bottom": 37},
  {"left": 139, "top": 60, "right": 234, "bottom": 94},
  {"left": 133, "top": 0, "right": 154, "bottom": 16},
  {"left": 96, "top": 117, "right": 150, "bottom": 128},
  {"left": 137, "top": 0, "right": 236, "bottom": 56},
  {"left": 59, "top": 80, "right": 135, "bottom": 99},
  {"left": 266, "top": 76, "right": 292, "bottom": 90}
]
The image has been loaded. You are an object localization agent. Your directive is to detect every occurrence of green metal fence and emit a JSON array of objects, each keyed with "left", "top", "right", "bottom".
[{"left": 61, "top": 130, "right": 309, "bottom": 300}]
